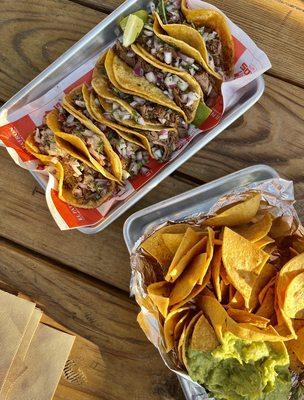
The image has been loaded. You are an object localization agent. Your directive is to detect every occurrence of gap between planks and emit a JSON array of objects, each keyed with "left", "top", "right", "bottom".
[{"left": 0, "top": 235, "right": 131, "bottom": 299}]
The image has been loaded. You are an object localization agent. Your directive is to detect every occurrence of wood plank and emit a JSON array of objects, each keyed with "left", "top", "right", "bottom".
[
  {"left": 70, "top": 0, "right": 119, "bottom": 13},
  {"left": 1, "top": 0, "right": 303, "bottom": 105},
  {"left": 0, "top": 239, "right": 184, "bottom": 400},
  {"left": 0, "top": 0, "right": 106, "bottom": 102},
  {"left": 0, "top": 149, "right": 196, "bottom": 291},
  {"left": 178, "top": 74, "right": 304, "bottom": 217}
]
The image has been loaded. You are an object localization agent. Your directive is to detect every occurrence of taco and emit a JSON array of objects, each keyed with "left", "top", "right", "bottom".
[
  {"left": 87, "top": 86, "right": 184, "bottom": 163},
  {"left": 91, "top": 55, "right": 164, "bottom": 130},
  {"left": 47, "top": 103, "right": 122, "bottom": 182},
  {"left": 111, "top": 42, "right": 202, "bottom": 123},
  {"left": 97, "top": 51, "right": 187, "bottom": 129},
  {"left": 106, "top": 129, "right": 150, "bottom": 179},
  {"left": 156, "top": 0, "right": 234, "bottom": 79},
  {"left": 134, "top": 13, "right": 221, "bottom": 106},
  {"left": 25, "top": 125, "right": 115, "bottom": 208}
]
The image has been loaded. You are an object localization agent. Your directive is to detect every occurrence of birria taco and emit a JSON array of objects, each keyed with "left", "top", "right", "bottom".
[
  {"left": 156, "top": 0, "right": 234, "bottom": 79},
  {"left": 46, "top": 104, "right": 122, "bottom": 182},
  {"left": 110, "top": 41, "right": 203, "bottom": 123},
  {"left": 25, "top": 125, "right": 115, "bottom": 208},
  {"left": 133, "top": 13, "right": 221, "bottom": 106}
]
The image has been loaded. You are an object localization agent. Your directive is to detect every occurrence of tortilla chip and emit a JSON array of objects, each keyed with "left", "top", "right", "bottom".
[
  {"left": 256, "top": 287, "right": 275, "bottom": 319},
  {"left": 284, "top": 271, "right": 304, "bottom": 318},
  {"left": 222, "top": 227, "right": 269, "bottom": 309},
  {"left": 254, "top": 235, "right": 275, "bottom": 249},
  {"left": 211, "top": 247, "right": 222, "bottom": 301},
  {"left": 276, "top": 252, "right": 304, "bottom": 311},
  {"left": 258, "top": 276, "right": 276, "bottom": 305},
  {"left": 169, "top": 253, "right": 208, "bottom": 305},
  {"left": 270, "top": 216, "right": 293, "bottom": 239},
  {"left": 288, "top": 326, "right": 304, "bottom": 364},
  {"left": 170, "top": 281, "right": 209, "bottom": 312},
  {"left": 227, "top": 290, "right": 245, "bottom": 310},
  {"left": 147, "top": 281, "right": 171, "bottom": 318},
  {"left": 141, "top": 223, "right": 195, "bottom": 268},
  {"left": 173, "top": 311, "right": 190, "bottom": 345},
  {"left": 204, "top": 193, "right": 261, "bottom": 227},
  {"left": 165, "top": 229, "right": 207, "bottom": 282},
  {"left": 198, "top": 295, "right": 288, "bottom": 342},
  {"left": 162, "top": 233, "right": 184, "bottom": 254},
  {"left": 220, "top": 263, "right": 230, "bottom": 285},
  {"left": 233, "top": 213, "right": 272, "bottom": 243},
  {"left": 181, "top": 311, "right": 203, "bottom": 369},
  {"left": 197, "top": 228, "right": 214, "bottom": 284},
  {"left": 164, "top": 307, "right": 190, "bottom": 352},
  {"left": 220, "top": 281, "right": 230, "bottom": 304},
  {"left": 190, "top": 313, "right": 219, "bottom": 352},
  {"left": 227, "top": 308, "right": 269, "bottom": 328},
  {"left": 249, "top": 263, "right": 277, "bottom": 311}
]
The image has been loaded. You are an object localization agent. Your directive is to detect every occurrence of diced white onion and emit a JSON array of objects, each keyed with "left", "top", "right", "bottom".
[
  {"left": 145, "top": 72, "right": 157, "bottom": 83},
  {"left": 164, "top": 51, "right": 172, "bottom": 64}
]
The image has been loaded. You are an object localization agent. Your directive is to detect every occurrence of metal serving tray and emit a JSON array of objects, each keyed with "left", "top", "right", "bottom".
[
  {"left": 123, "top": 164, "right": 279, "bottom": 399},
  {"left": 0, "top": 0, "right": 265, "bottom": 233}
]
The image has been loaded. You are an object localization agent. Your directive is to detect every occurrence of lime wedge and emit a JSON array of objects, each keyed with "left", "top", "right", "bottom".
[
  {"left": 122, "top": 14, "right": 145, "bottom": 47},
  {"left": 120, "top": 10, "right": 148, "bottom": 31},
  {"left": 192, "top": 102, "right": 212, "bottom": 127},
  {"left": 157, "top": 0, "right": 168, "bottom": 24}
]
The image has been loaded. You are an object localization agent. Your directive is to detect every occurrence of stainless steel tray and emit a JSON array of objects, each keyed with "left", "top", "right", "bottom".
[
  {"left": 123, "top": 164, "right": 279, "bottom": 399},
  {"left": 0, "top": 0, "right": 265, "bottom": 233}
]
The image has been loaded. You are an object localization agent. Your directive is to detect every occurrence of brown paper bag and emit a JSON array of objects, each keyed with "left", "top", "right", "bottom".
[
  {"left": 0, "top": 291, "right": 36, "bottom": 391},
  {"left": 6, "top": 323, "right": 75, "bottom": 400},
  {"left": 0, "top": 309, "right": 42, "bottom": 399}
]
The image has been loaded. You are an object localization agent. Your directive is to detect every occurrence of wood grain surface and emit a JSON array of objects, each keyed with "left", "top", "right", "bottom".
[
  {"left": 0, "top": 0, "right": 304, "bottom": 398},
  {"left": 0, "top": 239, "right": 184, "bottom": 400},
  {"left": 0, "top": 151, "right": 196, "bottom": 290}
]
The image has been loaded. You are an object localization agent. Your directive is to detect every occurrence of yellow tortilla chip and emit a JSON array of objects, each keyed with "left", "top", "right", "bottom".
[
  {"left": 190, "top": 313, "right": 219, "bottom": 352},
  {"left": 276, "top": 252, "right": 304, "bottom": 311},
  {"left": 147, "top": 281, "right": 171, "bottom": 318},
  {"left": 258, "top": 276, "right": 276, "bottom": 305},
  {"left": 173, "top": 311, "right": 190, "bottom": 345},
  {"left": 233, "top": 212, "right": 272, "bottom": 242},
  {"left": 204, "top": 193, "right": 261, "bottom": 227},
  {"left": 227, "top": 308, "right": 270, "bottom": 328},
  {"left": 162, "top": 233, "right": 184, "bottom": 254},
  {"left": 181, "top": 311, "right": 203, "bottom": 369},
  {"left": 169, "top": 253, "right": 207, "bottom": 305},
  {"left": 170, "top": 280, "right": 209, "bottom": 312},
  {"left": 197, "top": 227, "right": 214, "bottom": 284},
  {"left": 165, "top": 229, "right": 207, "bottom": 282},
  {"left": 270, "top": 216, "right": 293, "bottom": 239},
  {"left": 198, "top": 295, "right": 288, "bottom": 342},
  {"left": 288, "top": 326, "right": 304, "bottom": 364},
  {"left": 140, "top": 223, "right": 195, "bottom": 268},
  {"left": 227, "top": 290, "right": 245, "bottom": 310},
  {"left": 249, "top": 263, "right": 277, "bottom": 311},
  {"left": 254, "top": 236, "right": 275, "bottom": 249},
  {"left": 222, "top": 227, "right": 269, "bottom": 309},
  {"left": 256, "top": 287, "right": 275, "bottom": 319},
  {"left": 164, "top": 307, "right": 190, "bottom": 352},
  {"left": 211, "top": 247, "right": 222, "bottom": 302},
  {"left": 284, "top": 271, "right": 304, "bottom": 319}
]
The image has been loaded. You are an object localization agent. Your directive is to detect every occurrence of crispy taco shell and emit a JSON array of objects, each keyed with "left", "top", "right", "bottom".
[
  {"left": 91, "top": 59, "right": 163, "bottom": 130},
  {"left": 25, "top": 132, "right": 115, "bottom": 209},
  {"left": 106, "top": 48, "right": 192, "bottom": 122},
  {"left": 48, "top": 99, "right": 122, "bottom": 182}
]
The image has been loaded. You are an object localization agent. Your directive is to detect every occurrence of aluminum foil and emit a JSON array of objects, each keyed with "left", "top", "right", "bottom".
[{"left": 130, "top": 178, "right": 304, "bottom": 399}]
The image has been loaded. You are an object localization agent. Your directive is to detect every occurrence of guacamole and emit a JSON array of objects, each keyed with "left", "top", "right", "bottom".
[{"left": 186, "top": 332, "right": 291, "bottom": 400}]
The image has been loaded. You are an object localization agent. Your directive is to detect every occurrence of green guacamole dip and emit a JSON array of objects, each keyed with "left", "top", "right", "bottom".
[{"left": 186, "top": 332, "right": 291, "bottom": 400}]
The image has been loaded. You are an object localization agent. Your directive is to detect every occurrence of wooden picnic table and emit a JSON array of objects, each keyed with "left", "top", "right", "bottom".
[{"left": 0, "top": 0, "right": 303, "bottom": 398}]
